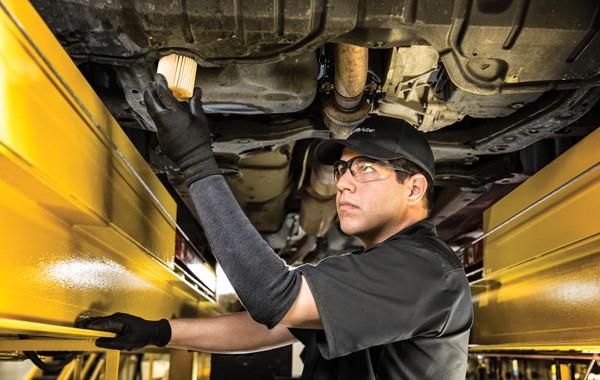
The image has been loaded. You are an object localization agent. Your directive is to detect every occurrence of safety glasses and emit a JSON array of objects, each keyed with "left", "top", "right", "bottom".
[{"left": 333, "top": 156, "right": 413, "bottom": 183}]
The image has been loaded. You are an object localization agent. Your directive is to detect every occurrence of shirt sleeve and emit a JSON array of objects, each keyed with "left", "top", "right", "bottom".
[
  {"left": 188, "top": 176, "right": 302, "bottom": 328},
  {"left": 296, "top": 239, "right": 453, "bottom": 359}
]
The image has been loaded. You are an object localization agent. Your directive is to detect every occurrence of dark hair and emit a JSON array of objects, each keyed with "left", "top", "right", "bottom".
[{"left": 389, "top": 158, "right": 434, "bottom": 215}]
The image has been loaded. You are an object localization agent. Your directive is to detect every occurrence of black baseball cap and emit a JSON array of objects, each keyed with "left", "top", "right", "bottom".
[{"left": 314, "top": 116, "right": 435, "bottom": 180}]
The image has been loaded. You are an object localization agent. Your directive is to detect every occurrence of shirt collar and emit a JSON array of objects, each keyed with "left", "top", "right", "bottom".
[{"left": 360, "top": 219, "right": 437, "bottom": 254}]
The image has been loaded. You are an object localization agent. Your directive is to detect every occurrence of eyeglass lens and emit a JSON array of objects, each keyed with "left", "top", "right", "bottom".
[{"left": 334, "top": 157, "right": 395, "bottom": 183}]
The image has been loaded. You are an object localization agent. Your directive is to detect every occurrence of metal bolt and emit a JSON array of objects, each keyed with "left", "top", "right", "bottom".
[
  {"left": 463, "top": 156, "right": 477, "bottom": 165},
  {"left": 558, "top": 112, "right": 573, "bottom": 119},
  {"left": 321, "top": 82, "right": 333, "bottom": 94}
]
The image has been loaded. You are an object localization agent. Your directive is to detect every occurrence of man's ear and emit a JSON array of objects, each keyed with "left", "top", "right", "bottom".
[{"left": 405, "top": 174, "right": 428, "bottom": 205}]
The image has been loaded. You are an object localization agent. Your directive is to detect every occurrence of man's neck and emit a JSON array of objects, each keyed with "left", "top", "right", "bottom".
[{"left": 361, "top": 214, "right": 427, "bottom": 248}]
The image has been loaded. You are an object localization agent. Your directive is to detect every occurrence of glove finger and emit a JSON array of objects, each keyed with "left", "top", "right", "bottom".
[
  {"left": 95, "top": 337, "right": 138, "bottom": 351},
  {"left": 79, "top": 318, "right": 126, "bottom": 335},
  {"left": 75, "top": 315, "right": 103, "bottom": 329},
  {"left": 143, "top": 82, "right": 164, "bottom": 120},
  {"left": 155, "top": 74, "right": 181, "bottom": 110},
  {"left": 189, "top": 87, "right": 204, "bottom": 117},
  {"left": 95, "top": 337, "right": 120, "bottom": 350}
]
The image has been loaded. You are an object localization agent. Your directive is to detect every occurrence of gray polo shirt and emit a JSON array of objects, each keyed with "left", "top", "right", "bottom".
[{"left": 290, "top": 220, "right": 473, "bottom": 379}]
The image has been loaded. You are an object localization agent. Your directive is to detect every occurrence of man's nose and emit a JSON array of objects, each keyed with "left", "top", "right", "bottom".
[{"left": 336, "top": 169, "right": 355, "bottom": 192}]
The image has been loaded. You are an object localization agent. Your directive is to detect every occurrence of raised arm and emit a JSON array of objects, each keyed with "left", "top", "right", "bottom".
[{"left": 144, "top": 74, "right": 320, "bottom": 329}]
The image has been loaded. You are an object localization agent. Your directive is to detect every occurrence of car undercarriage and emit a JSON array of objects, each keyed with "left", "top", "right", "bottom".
[{"left": 30, "top": 0, "right": 600, "bottom": 278}]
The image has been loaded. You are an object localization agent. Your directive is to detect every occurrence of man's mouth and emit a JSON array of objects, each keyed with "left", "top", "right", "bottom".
[{"left": 338, "top": 201, "right": 358, "bottom": 211}]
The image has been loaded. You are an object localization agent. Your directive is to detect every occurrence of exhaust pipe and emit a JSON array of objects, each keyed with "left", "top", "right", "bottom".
[
  {"left": 323, "top": 43, "right": 371, "bottom": 137},
  {"left": 299, "top": 159, "right": 337, "bottom": 237}
]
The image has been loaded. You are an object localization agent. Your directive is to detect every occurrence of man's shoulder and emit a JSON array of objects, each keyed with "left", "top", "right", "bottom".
[{"left": 383, "top": 228, "right": 464, "bottom": 274}]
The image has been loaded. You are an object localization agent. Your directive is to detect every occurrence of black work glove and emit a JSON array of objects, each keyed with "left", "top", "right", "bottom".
[
  {"left": 144, "top": 74, "right": 220, "bottom": 186},
  {"left": 76, "top": 312, "right": 171, "bottom": 351}
]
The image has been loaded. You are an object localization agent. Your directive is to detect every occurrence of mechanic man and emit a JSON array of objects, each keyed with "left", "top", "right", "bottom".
[{"left": 78, "top": 74, "right": 473, "bottom": 379}]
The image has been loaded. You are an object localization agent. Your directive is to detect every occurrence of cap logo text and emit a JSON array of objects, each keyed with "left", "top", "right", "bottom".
[{"left": 350, "top": 127, "right": 375, "bottom": 136}]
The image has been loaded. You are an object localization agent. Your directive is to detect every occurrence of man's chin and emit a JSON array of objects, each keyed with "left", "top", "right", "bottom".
[{"left": 339, "top": 222, "right": 362, "bottom": 238}]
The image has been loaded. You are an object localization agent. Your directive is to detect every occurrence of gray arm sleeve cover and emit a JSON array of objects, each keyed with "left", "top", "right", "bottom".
[{"left": 188, "top": 176, "right": 302, "bottom": 328}]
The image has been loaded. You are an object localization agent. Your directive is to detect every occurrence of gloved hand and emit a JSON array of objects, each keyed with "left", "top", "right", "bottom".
[
  {"left": 143, "top": 74, "right": 220, "bottom": 186},
  {"left": 76, "top": 312, "right": 171, "bottom": 351}
]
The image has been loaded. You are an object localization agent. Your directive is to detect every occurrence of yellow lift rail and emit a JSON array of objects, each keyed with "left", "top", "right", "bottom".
[
  {"left": 0, "top": 319, "right": 121, "bottom": 378},
  {"left": 470, "top": 124, "right": 600, "bottom": 352},
  {"left": 0, "top": 0, "right": 221, "bottom": 377}
]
